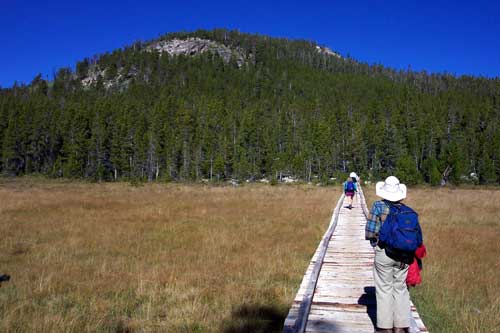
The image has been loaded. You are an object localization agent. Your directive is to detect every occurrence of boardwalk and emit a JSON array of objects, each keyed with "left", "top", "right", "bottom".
[{"left": 284, "top": 187, "right": 427, "bottom": 333}]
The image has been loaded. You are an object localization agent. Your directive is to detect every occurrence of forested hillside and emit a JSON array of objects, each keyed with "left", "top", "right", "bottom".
[{"left": 1, "top": 28, "right": 499, "bottom": 184}]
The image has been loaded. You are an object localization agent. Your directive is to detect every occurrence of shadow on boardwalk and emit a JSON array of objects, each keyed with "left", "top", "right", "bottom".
[
  {"left": 223, "top": 303, "right": 287, "bottom": 333},
  {"left": 358, "top": 286, "right": 377, "bottom": 327}
]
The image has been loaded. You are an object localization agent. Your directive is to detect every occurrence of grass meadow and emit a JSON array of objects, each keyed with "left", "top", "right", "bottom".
[
  {"left": 0, "top": 179, "right": 337, "bottom": 332},
  {"left": 0, "top": 179, "right": 499, "bottom": 332}
]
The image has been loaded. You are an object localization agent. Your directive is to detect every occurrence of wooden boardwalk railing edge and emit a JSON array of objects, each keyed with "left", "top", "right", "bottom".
[{"left": 283, "top": 193, "right": 345, "bottom": 333}]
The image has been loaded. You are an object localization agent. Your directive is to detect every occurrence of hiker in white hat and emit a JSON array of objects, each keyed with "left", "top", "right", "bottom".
[
  {"left": 365, "top": 176, "right": 423, "bottom": 333},
  {"left": 375, "top": 175, "right": 406, "bottom": 202},
  {"left": 349, "top": 171, "right": 359, "bottom": 183},
  {"left": 343, "top": 176, "right": 357, "bottom": 209}
]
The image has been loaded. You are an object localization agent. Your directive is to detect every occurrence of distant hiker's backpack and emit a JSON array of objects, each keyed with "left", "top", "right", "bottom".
[
  {"left": 345, "top": 181, "right": 355, "bottom": 192},
  {"left": 379, "top": 202, "right": 423, "bottom": 264}
]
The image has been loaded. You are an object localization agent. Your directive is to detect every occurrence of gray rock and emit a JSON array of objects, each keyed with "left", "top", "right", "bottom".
[
  {"left": 146, "top": 38, "right": 247, "bottom": 67},
  {"left": 315, "top": 45, "right": 342, "bottom": 58}
]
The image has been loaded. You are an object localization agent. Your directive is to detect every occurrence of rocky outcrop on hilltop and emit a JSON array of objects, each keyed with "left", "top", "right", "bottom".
[
  {"left": 146, "top": 38, "right": 247, "bottom": 67},
  {"left": 316, "top": 45, "right": 342, "bottom": 58},
  {"left": 80, "top": 38, "right": 248, "bottom": 89},
  {"left": 80, "top": 65, "right": 138, "bottom": 90},
  {"left": 78, "top": 38, "right": 340, "bottom": 90}
]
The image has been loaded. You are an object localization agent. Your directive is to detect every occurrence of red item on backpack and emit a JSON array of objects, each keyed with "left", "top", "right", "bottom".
[{"left": 406, "top": 244, "right": 427, "bottom": 287}]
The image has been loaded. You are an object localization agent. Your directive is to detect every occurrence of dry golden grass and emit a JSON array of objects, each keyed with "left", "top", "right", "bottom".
[
  {"left": 2, "top": 179, "right": 499, "bottom": 332},
  {"left": 0, "top": 179, "right": 339, "bottom": 332},
  {"left": 365, "top": 186, "right": 500, "bottom": 332}
]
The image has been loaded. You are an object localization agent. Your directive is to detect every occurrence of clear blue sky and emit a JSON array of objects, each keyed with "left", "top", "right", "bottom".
[{"left": 2, "top": 0, "right": 499, "bottom": 87}]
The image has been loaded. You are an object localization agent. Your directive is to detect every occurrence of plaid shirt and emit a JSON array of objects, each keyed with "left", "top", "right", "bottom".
[{"left": 365, "top": 200, "right": 390, "bottom": 247}]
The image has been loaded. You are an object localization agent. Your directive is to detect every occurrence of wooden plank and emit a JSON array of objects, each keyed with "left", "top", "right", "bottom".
[
  {"left": 307, "top": 317, "right": 374, "bottom": 329},
  {"left": 311, "top": 295, "right": 376, "bottom": 305}
]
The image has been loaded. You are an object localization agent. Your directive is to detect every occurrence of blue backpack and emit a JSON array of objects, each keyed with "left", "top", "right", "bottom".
[
  {"left": 379, "top": 202, "right": 422, "bottom": 261},
  {"left": 345, "top": 181, "right": 355, "bottom": 192}
]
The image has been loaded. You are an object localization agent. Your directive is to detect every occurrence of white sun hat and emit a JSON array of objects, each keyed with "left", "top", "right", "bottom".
[
  {"left": 376, "top": 176, "right": 407, "bottom": 202},
  {"left": 349, "top": 172, "right": 358, "bottom": 179}
]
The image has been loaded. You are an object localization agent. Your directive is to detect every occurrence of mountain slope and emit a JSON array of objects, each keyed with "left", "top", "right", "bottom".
[{"left": 1, "top": 28, "right": 499, "bottom": 184}]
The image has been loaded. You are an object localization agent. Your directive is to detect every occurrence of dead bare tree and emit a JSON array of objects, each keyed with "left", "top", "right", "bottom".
[{"left": 441, "top": 165, "right": 452, "bottom": 186}]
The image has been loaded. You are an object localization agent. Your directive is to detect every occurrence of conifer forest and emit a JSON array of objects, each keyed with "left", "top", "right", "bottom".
[{"left": 1, "top": 29, "right": 499, "bottom": 185}]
